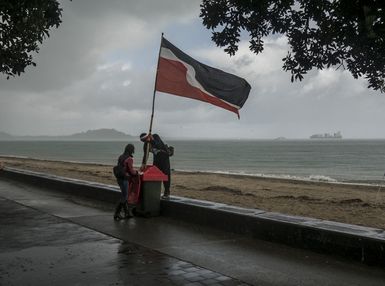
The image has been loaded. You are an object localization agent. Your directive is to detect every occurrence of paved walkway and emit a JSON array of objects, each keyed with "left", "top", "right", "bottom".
[{"left": 1, "top": 178, "right": 385, "bottom": 286}]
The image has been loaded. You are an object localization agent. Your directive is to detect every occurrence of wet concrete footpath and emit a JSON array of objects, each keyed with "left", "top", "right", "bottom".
[{"left": 1, "top": 178, "right": 385, "bottom": 286}]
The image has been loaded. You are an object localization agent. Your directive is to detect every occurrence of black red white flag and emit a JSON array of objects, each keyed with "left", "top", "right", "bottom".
[{"left": 155, "top": 37, "right": 251, "bottom": 118}]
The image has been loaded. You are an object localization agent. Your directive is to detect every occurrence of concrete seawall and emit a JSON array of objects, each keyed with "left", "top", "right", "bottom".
[{"left": 1, "top": 166, "right": 384, "bottom": 266}]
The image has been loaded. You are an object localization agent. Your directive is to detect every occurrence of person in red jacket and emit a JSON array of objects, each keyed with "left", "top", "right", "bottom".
[{"left": 113, "top": 143, "right": 139, "bottom": 220}]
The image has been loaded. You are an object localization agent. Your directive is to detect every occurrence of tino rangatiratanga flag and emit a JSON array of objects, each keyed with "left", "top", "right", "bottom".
[{"left": 155, "top": 37, "right": 251, "bottom": 118}]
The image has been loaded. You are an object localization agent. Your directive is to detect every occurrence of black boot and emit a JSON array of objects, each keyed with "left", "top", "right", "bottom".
[
  {"left": 123, "top": 202, "right": 134, "bottom": 218},
  {"left": 162, "top": 189, "right": 170, "bottom": 199},
  {"left": 113, "top": 203, "right": 123, "bottom": 221}
]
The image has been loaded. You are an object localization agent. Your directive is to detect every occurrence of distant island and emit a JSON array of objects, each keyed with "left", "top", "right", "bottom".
[
  {"left": 310, "top": 131, "right": 342, "bottom": 139},
  {"left": 0, "top": 128, "right": 136, "bottom": 141}
]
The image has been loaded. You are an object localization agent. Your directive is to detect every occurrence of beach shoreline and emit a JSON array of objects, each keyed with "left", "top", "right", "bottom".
[
  {"left": 1, "top": 154, "right": 383, "bottom": 186},
  {"left": 1, "top": 155, "right": 384, "bottom": 230}
]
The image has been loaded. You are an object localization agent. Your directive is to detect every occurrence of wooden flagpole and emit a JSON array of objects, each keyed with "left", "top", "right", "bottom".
[{"left": 143, "top": 32, "right": 164, "bottom": 167}]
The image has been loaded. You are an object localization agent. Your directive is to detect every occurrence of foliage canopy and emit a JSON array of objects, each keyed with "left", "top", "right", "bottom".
[
  {"left": 0, "top": 0, "right": 62, "bottom": 78},
  {"left": 200, "top": 0, "right": 385, "bottom": 92}
]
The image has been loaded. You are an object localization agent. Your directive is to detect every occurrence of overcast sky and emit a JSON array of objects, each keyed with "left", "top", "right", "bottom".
[{"left": 1, "top": 0, "right": 384, "bottom": 139}]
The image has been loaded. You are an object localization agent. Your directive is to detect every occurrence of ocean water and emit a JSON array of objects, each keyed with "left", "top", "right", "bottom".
[{"left": 1, "top": 139, "right": 385, "bottom": 184}]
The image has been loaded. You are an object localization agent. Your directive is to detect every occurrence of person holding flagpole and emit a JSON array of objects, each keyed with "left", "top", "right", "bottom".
[{"left": 140, "top": 133, "right": 173, "bottom": 199}]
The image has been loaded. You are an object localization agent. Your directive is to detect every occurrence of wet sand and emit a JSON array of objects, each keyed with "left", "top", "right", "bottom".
[{"left": 1, "top": 156, "right": 384, "bottom": 230}]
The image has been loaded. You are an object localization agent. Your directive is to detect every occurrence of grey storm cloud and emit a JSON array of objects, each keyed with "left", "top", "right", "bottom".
[
  {"left": 1, "top": 0, "right": 385, "bottom": 139},
  {"left": 0, "top": 0, "right": 201, "bottom": 93}
]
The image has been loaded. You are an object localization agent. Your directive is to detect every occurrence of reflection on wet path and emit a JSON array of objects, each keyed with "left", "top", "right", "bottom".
[{"left": 0, "top": 198, "right": 248, "bottom": 285}]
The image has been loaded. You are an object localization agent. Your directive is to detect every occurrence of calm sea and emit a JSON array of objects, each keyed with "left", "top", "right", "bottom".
[{"left": 1, "top": 139, "right": 385, "bottom": 184}]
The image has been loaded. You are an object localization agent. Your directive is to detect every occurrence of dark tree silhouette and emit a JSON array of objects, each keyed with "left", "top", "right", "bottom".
[
  {"left": 200, "top": 0, "right": 385, "bottom": 92},
  {"left": 0, "top": 0, "right": 62, "bottom": 78}
]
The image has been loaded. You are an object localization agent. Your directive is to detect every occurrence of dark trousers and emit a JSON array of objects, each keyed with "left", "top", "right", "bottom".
[
  {"left": 154, "top": 154, "right": 171, "bottom": 194},
  {"left": 117, "top": 178, "right": 128, "bottom": 203},
  {"left": 163, "top": 172, "right": 171, "bottom": 193}
]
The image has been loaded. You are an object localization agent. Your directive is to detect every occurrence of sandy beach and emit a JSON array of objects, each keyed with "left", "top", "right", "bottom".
[{"left": 1, "top": 156, "right": 384, "bottom": 230}]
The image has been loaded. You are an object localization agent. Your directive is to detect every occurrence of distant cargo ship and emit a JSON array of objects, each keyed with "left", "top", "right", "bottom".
[{"left": 310, "top": 131, "right": 342, "bottom": 139}]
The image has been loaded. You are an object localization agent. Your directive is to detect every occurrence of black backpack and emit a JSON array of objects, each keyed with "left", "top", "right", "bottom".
[
  {"left": 165, "top": 144, "right": 174, "bottom": 157},
  {"left": 152, "top": 134, "right": 174, "bottom": 157},
  {"left": 113, "top": 155, "right": 128, "bottom": 179}
]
